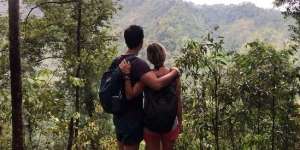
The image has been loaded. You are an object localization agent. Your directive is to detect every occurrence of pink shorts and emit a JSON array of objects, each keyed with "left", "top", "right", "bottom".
[{"left": 144, "top": 125, "right": 179, "bottom": 142}]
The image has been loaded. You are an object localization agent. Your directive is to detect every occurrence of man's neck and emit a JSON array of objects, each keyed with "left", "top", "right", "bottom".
[{"left": 126, "top": 48, "right": 139, "bottom": 55}]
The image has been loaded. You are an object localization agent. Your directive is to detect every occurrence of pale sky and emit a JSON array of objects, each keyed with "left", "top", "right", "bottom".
[{"left": 184, "top": 0, "right": 276, "bottom": 9}]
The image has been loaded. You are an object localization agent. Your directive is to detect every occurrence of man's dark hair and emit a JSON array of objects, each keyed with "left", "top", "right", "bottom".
[{"left": 124, "top": 25, "right": 144, "bottom": 49}]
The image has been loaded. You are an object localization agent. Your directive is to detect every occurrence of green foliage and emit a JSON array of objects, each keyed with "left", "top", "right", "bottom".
[
  {"left": 275, "top": 0, "right": 300, "bottom": 45},
  {"left": 176, "top": 34, "right": 300, "bottom": 149},
  {"left": 1, "top": 0, "right": 119, "bottom": 149},
  {"left": 22, "top": 0, "right": 118, "bottom": 148},
  {"left": 1, "top": 0, "right": 300, "bottom": 149},
  {"left": 0, "top": 15, "right": 10, "bottom": 150}
]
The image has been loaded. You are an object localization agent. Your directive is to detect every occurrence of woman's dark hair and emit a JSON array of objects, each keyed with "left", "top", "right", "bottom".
[
  {"left": 147, "top": 43, "right": 166, "bottom": 69},
  {"left": 124, "top": 25, "right": 144, "bottom": 49}
]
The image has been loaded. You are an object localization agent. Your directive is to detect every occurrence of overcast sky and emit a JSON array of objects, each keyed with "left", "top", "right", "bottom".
[{"left": 184, "top": 0, "right": 276, "bottom": 9}]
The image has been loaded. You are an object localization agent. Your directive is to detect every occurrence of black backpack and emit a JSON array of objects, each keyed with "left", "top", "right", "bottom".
[
  {"left": 98, "top": 56, "right": 136, "bottom": 114},
  {"left": 144, "top": 81, "right": 178, "bottom": 133}
]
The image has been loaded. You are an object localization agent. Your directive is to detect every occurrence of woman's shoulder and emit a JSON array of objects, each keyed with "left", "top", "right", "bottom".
[{"left": 152, "top": 67, "right": 170, "bottom": 77}]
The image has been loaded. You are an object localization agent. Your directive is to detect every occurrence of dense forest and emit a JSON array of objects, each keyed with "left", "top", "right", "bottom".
[
  {"left": 113, "top": 0, "right": 291, "bottom": 52},
  {"left": 0, "top": 0, "right": 300, "bottom": 149},
  {"left": 0, "top": 0, "right": 293, "bottom": 51}
]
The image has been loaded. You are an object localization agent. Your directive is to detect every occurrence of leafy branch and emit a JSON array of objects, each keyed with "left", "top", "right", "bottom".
[
  {"left": 35, "top": 56, "right": 63, "bottom": 63},
  {"left": 25, "top": 0, "right": 76, "bottom": 24}
]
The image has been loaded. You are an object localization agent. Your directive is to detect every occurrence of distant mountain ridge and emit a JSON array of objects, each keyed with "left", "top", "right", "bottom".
[
  {"left": 0, "top": 0, "right": 291, "bottom": 52},
  {"left": 113, "top": 0, "right": 291, "bottom": 52}
]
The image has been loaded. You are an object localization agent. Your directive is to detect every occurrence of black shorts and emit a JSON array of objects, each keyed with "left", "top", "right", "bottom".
[{"left": 113, "top": 115, "right": 143, "bottom": 145}]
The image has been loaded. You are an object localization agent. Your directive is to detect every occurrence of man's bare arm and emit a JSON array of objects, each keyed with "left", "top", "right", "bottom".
[
  {"left": 118, "top": 60, "right": 145, "bottom": 99},
  {"left": 124, "top": 80, "right": 144, "bottom": 100},
  {"left": 140, "top": 69, "right": 179, "bottom": 91}
]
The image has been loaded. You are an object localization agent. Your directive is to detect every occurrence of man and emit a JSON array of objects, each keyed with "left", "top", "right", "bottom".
[{"left": 113, "top": 25, "right": 179, "bottom": 150}]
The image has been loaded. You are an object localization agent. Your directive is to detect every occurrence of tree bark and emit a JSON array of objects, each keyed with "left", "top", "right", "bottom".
[
  {"left": 74, "top": 0, "right": 82, "bottom": 148},
  {"left": 67, "top": 118, "right": 74, "bottom": 150},
  {"left": 229, "top": 119, "right": 235, "bottom": 150},
  {"left": 271, "top": 67, "right": 276, "bottom": 150},
  {"left": 75, "top": 0, "right": 82, "bottom": 117},
  {"left": 271, "top": 95, "right": 275, "bottom": 150},
  {"left": 257, "top": 101, "right": 261, "bottom": 135},
  {"left": 9, "top": 0, "right": 24, "bottom": 149},
  {"left": 214, "top": 75, "right": 219, "bottom": 150},
  {"left": 67, "top": 0, "right": 82, "bottom": 148}
]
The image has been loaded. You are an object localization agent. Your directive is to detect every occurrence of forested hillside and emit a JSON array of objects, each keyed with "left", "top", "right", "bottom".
[
  {"left": 0, "top": 0, "right": 292, "bottom": 51},
  {"left": 113, "top": 0, "right": 291, "bottom": 52},
  {"left": 0, "top": 0, "right": 299, "bottom": 149}
]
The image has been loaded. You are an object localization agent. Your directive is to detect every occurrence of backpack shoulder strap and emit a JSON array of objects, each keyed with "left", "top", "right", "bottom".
[
  {"left": 126, "top": 55, "right": 138, "bottom": 64},
  {"left": 111, "top": 55, "right": 138, "bottom": 70},
  {"left": 109, "top": 56, "right": 121, "bottom": 70}
]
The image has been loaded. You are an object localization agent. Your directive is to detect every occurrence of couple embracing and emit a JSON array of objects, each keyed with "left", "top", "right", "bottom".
[{"left": 100, "top": 25, "right": 182, "bottom": 150}]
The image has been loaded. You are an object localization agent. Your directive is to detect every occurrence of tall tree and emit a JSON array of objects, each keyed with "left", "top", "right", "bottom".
[
  {"left": 22, "top": 0, "right": 118, "bottom": 148},
  {"left": 176, "top": 32, "right": 229, "bottom": 149},
  {"left": 8, "top": 0, "right": 24, "bottom": 149},
  {"left": 175, "top": 35, "right": 300, "bottom": 149},
  {"left": 68, "top": 0, "right": 82, "bottom": 149},
  {"left": 275, "top": 0, "right": 300, "bottom": 46}
]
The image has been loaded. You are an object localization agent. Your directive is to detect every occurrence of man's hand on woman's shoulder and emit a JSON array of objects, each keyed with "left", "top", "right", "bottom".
[
  {"left": 119, "top": 59, "right": 131, "bottom": 75},
  {"left": 171, "top": 67, "right": 181, "bottom": 77}
]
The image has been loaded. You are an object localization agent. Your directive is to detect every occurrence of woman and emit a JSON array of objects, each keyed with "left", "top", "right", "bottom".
[{"left": 119, "top": 43, "right": 182, "bottom": 150}]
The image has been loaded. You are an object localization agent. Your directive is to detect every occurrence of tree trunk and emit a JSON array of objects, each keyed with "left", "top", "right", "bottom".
[
  {"left": 229, "top": 119, "right": 235, "bottom": 150},
  {"left": 74, "top": 0, "right": 82, "bottom": 148},
  {"left": 284, "top": 106, "right": 289, "bottom": 149},
  {"left": 257, "top": 102, "right": 261, "bottom": 135},
  {"left": 257, "top": 101, "right": 261, "bottom": 149},
  {"left": 84, "top": 85, "right": 97, "bottom": 149},
  {"left": 214, "top": 75, "right": 219, "bottom": 150},
  {"left": 67, "top": 118, "right": 74, "bottom": 150},
  {"left": 27, "top": 118, "right": 33, "bottom": 149},
  {"left": 271, "top": 67, "right": 276, "bottom": 150},
  {"left": 68, "top": 0, "right": 82, "bottom": 148},
  {"left": 271, "top": 95, "right": 275, "bottom": 150},
  {"left": 9, "top": 0, "right": 24, "bottom": 149}
]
